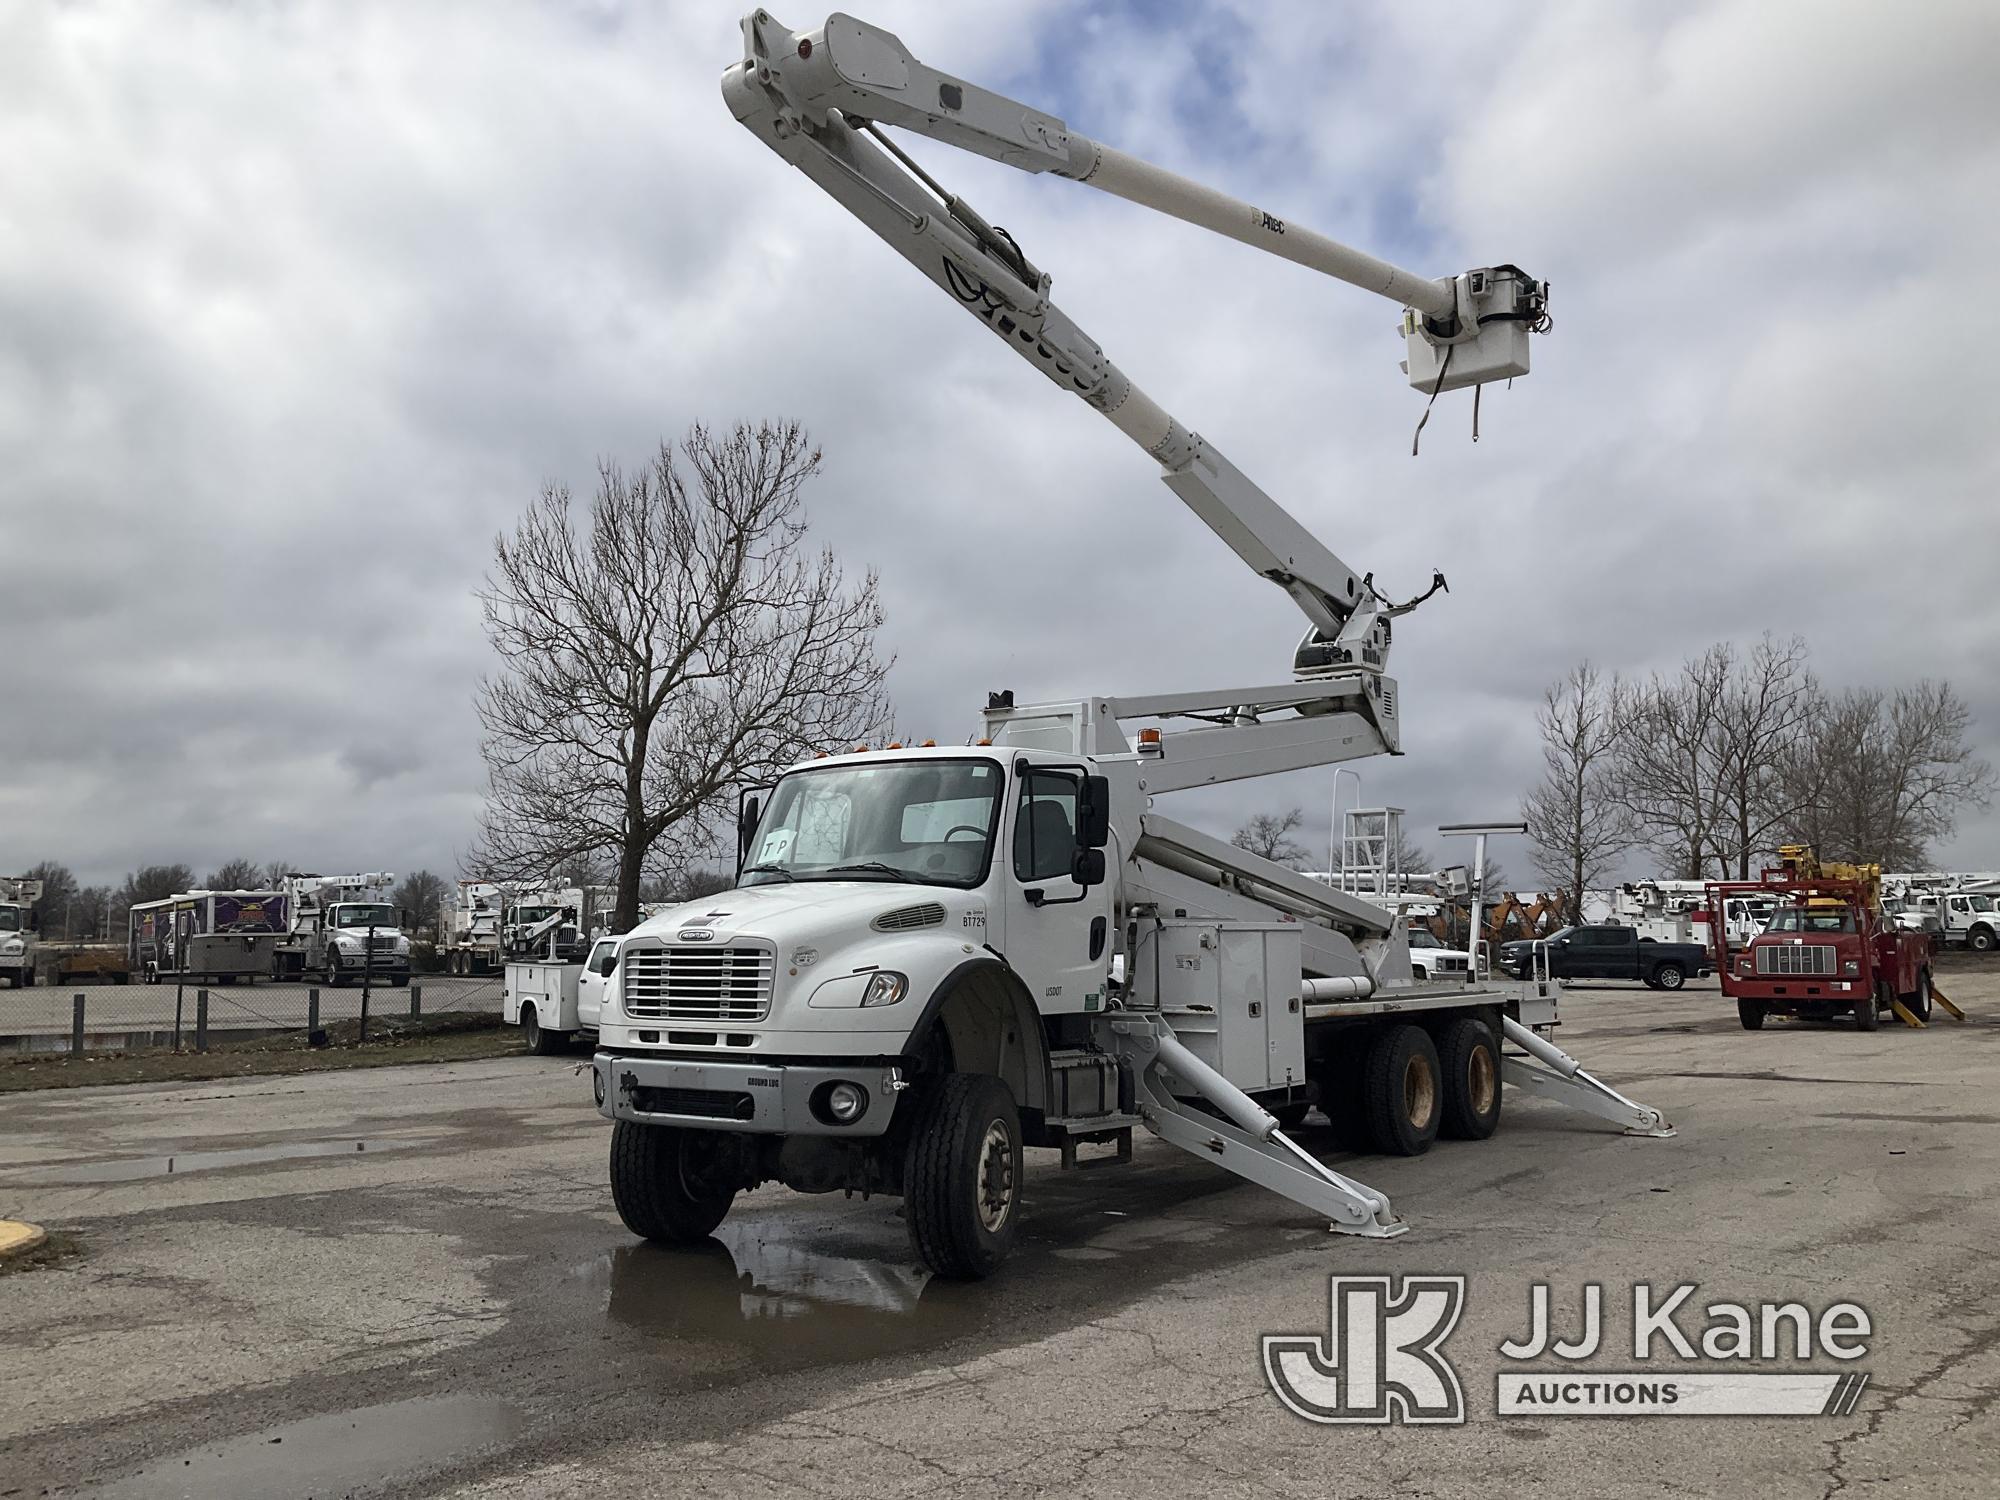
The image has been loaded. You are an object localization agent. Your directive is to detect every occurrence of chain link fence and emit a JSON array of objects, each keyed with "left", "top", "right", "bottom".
[{"left": 1, "top": 967, "right": 508, "bottom": 1059}]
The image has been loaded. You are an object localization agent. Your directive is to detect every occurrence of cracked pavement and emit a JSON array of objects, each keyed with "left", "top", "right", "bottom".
[{"left": 2, "top": 972, "right": 1998, "bottom": 1498}]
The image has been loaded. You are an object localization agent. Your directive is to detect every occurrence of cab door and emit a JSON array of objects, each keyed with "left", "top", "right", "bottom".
[
  {"left": 993, "top": 764, "right": 1113, "bottom": 1017},
  {"left": 577, "top": 939, "right": 617, "bottom": 1028}
]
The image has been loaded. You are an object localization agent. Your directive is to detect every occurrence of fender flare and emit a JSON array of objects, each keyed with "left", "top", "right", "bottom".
[{"left": 906, "top": 956, "right": 1051, "bottom": 1116}]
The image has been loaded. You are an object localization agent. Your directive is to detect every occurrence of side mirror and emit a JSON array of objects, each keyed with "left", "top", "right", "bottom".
[
  {"left": 1076, "top": 774, "right": 1111, "bottom": 850},
  {"left": 737, "top": 794, "right": 761, "bottom": 870},
  {"left": 1071, "top": 847, "right": 1106, "bottom": 888}
]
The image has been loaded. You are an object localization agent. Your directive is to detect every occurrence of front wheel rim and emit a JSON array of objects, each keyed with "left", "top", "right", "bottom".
[{"left": 975, "top": 1121, "right": 1015, "bottom": 1233}]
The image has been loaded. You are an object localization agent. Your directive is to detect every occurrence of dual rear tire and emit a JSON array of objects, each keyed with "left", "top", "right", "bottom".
[{"left": 1319, "top": 1018, "right": 1500, "bottom": 1157}]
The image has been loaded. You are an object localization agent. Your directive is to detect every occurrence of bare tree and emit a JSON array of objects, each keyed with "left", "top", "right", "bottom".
[
  {"left": 1524, "top": 662, "right": 1632, "bottom": 922},
  {"left": 1781, "top": 682, "right": 1995, "bottom": 866},
  {"left": 1709, "top": 635, "right": 1819, "bottom": 877},
  {"left": 1231, "top": 807, "right": 1311, "bottom": 867},
  {"left": 392, "top": 870, "right": 450, "bottom": 942},
  {"left": 113, "top": 863, "right": 194, "bottom": 934},
  {"left": 263, "top": 860, "right": 297, "bottom": 888},
  {"left": 72, "top": 886, "right": 112, "bottom": 942},
  {"left": 474, "top": 422, "right": 893, "bottom": 930},
  {"left": 205, "top": 857, "right": 266, "bottom": 890},
  {"left": 24, "top": 861, "right": 77, "bottom": 939},
  {"left": 1614, "top": 644, "right": 1733, "bottom": 878}
]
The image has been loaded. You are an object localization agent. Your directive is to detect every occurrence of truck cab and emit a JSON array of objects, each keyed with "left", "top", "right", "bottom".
[
  {"left": 595, "top": 744, "right": 1111, "bottom": 1083},
  {"left": 0, "top": 898, "right": 37, "bottom": 989},
  {"left": 316, "top": 900, "right": 410, "bottom": 988},
  {"left": 1912, "top": 891, "right": 2000, "bottom": 952}
]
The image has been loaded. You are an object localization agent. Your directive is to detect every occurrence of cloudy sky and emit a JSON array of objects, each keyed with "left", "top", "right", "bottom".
[{"left": 4, "top": 0, "right": 1997, "bottom": 891}]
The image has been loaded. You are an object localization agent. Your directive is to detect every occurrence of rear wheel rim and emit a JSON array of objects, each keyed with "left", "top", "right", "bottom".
[
  {"left": 976, "top": 1121, "right": 1015, "bottom": 1233},
  {"left": 1466, "top": 1045, "right": 1496, "bottom": 1116},
  {"left": 1404, "top": 1055, "right": 1437, "bottom": 1129}
]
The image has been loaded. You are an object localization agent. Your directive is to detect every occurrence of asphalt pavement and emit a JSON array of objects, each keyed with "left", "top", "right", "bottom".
[{"left": 2, "top": 972, "right": 1998, "bottom": 1498}]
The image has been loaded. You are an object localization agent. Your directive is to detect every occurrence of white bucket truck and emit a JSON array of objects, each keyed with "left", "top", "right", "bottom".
[{"left": 582, "top": 11, "right": 1672, "bottom": 1279}]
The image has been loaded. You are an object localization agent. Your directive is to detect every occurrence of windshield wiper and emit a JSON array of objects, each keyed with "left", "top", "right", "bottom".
[
  {"left": 824, "top": 862, "right": 915, "bottom": 881},
  {"left": 739, "top": 863, "right": 797, "bottom": 883}
]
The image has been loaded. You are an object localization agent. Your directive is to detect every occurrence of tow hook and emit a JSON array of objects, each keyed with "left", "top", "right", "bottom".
[{"left": 881, "top": 1066, "right": 909, "bottom": 1094}]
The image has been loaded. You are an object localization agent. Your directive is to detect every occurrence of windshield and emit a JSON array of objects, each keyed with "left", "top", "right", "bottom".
[
  {"left": 332, "top": 903, "right": 396, "bottom": 929},
  {"left": 1765, "top": 905, "right": 1856, "bottom": 935},
  {"left": 743, "top": 758, "right": 1002, "bottom": 888},
  {"left": 1408, "top": 930, "right": 1441, "bottom": 949},
  {"left": 1971, "top": 896, "right": 1997, "bottom": 914},
  {"left": 0, "top": 907, "right": 19, "bottom": 932},
  {"left": 512, "top": 905, "right": 559, "bottom": 925}
]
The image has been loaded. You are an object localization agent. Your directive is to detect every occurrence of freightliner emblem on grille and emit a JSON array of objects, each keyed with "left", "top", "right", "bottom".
[{"left": 678, "top": 929, "right": 717, "bottom": 942}]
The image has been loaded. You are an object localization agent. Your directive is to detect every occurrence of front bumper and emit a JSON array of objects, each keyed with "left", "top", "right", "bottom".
[{"left": 592, "top": 1051, "right": 907, "bottom": 1137}]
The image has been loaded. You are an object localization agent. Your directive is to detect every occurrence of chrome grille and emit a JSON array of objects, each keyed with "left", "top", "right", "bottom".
[
  {"left": 873, "top": 902, "right": 946, "bottom": 933},
  {"left": 622, "top": 946, "right": 773, "bottom": 1022},
  {"left": 1755, "top": 944, "right": 1837, "bottom": 977}
]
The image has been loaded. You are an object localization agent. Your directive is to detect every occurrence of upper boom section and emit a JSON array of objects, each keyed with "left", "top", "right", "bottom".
[{"left": 723, "top": 9, "right": 1545, "bottom": 663}]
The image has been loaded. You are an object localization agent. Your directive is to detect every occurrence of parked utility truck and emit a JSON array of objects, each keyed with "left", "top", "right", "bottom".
[
  {"left": 583, "top": 11, "right": 1675, "bottom": 1279},
  {"left": 503, "top": 905, "right": 618, "bottom": 1056},
  {"left": 272, "top": 872, "right": 411, "bottom": 986},
  {"left": 1709, "top": 849, "right": 1940, "bottom": 1032},
  {"left": 0, "top": 876, "right": 44, "bottom": 989},
  {"left": 445, "top": 881, "right": 607, "bottom": 974}
]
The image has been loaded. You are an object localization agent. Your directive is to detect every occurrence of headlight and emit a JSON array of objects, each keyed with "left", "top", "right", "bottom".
[
  {"left": 335, "top": 935, "right": 364, "bottom": 950},
  {"left": 1, "top": 938, "right": 22, "bottom": 955},
  {"left": 861, "top": 971, "right": 907, "bottom": 1007},
  {"left": 1842, "top": 959, "right": 1859, "bottom": 975}
]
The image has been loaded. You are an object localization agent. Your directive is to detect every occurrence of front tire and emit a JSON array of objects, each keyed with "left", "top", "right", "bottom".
[
  {"left": 1362, "top": 1023, "right": 1442, "bottom": 1157},
  {"left": 1969, "top": 927, "right": 1997, "bottom": 954},
  {"left": 904, "top": 1073, "right": 1022, "bottom": 1280},
  {"left": 1437, "top": 1017, "right": 1502, "bottom": 1140},
  {"left": 1856, "top": 984, "right": 1883, "bottom": 1031},
  {"left": 608, "top": 1120, "right": 736, "bottom": 1244},
  {"left": 1737, "top": 998, "right": 1767, "bottom": 1030},
  {"left": 1652, "top": 962, "right": 1686, "bottom": 991}
]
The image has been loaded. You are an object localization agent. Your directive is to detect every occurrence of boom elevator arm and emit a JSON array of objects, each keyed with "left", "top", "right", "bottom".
[{"left": 723, "top": 10, "right": 1545, "bottom": 673}]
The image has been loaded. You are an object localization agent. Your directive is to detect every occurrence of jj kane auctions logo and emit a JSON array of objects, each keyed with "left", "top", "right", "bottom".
[{"left": 1264, "top": 1276, "right": 1872, "bottom": 1422}]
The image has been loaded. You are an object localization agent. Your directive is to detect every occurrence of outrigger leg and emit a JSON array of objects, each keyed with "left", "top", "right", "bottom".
[
  {"left": 1500, "top": 1016, "right": 1676, "bottom": 1138},
  {"left": 1097, "top": 1014, "right": 1407, "bottom": 1238}
]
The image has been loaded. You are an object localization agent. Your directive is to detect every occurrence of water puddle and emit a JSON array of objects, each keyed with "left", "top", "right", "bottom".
[
  {"left": 0, "top": 1138, "right": 424, "bottom": 1185},
  {"left": 81, "top": 1394, "right": 521, "bottom": 1499},
  {"left": 578, "top": 1220, "right": 984, "bottom": 1364}
]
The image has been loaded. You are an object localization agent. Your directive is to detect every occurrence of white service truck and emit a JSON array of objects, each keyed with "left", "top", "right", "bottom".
[
  {"left": 582, "top": 11, "right": 1672, "bottom": 1280},
  {"left": 0, "top": 876, "right": 44, "bottom": 989},
  {"left": 271, "top": 872, "right": 412, "bottom": 986},
  {"left": 502, "top": 906, "right": 620, "bottom": 1056}
]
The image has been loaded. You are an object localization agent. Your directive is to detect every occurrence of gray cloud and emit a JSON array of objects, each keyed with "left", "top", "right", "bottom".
[{"left": 2, "top": 0, "right": 1995, "bottom": 890}]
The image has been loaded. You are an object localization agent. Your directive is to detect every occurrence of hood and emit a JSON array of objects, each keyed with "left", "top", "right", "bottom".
[{"left": 630, "top": 881, "right": 970, "bottom": 945}]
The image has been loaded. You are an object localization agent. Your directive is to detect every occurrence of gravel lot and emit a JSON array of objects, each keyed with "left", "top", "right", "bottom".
[{"left": 2, "top": 970, "right": 1997, "bottom": 1498}]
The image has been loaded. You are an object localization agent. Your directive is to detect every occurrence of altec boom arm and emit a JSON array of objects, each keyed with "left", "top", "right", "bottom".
[{"left": 722, "top": 10, "right": 1546, "bottom": 689}]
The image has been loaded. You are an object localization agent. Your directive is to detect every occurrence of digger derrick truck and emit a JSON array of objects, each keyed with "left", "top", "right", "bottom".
[
  {"left": 586, "top": 10, "right": 1674, "bottom": 1279},
  {"left": 1708, "top": 848, "right": 1941, "bottom": 1033}
]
